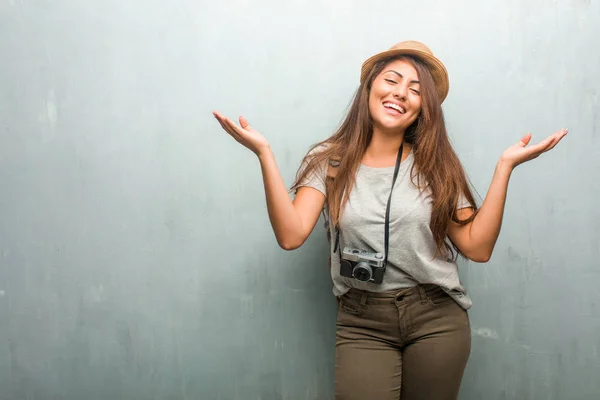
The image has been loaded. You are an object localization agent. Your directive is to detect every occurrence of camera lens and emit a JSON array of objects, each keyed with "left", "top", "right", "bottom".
[{"left": 352, "top": 262, "right": 372, "bottom": 282}]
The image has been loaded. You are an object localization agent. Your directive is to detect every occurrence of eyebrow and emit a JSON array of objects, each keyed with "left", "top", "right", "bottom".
[{"left": 385, "top": 70, "right": 420, "bottom": 85}]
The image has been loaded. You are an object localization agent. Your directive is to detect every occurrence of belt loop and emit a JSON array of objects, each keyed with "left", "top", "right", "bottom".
[
  {"left": 417, "top": 285, "right": 428, "bottom": 304},
  {"left": 360, "top": 292, "right": 368, "bottom": 306}
]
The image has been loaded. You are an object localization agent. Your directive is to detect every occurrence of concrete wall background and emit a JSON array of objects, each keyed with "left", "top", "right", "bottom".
[{"left": 1, "top": 0, "right": 598, "bottom": 399}]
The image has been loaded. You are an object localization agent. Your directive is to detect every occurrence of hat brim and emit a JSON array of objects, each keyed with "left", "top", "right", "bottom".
[{"left": 360, "top": 48, "right": 449, "bottom": 102}]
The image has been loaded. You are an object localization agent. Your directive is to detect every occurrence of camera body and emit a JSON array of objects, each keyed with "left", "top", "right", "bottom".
[{"left": 339, "top": 247, "right": 386, "bottom": 284}]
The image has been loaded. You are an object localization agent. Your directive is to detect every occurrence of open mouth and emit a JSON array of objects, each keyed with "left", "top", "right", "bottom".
[{"left": 383, "top": 101, "right": 406, "bottom": 115}]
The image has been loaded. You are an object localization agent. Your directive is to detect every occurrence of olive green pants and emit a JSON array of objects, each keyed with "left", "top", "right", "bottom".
[{"left": 334, "top": 284, "right": 471, "bottom": 400}]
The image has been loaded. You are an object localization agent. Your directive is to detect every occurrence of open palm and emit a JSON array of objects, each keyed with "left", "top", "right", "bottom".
[
  {"left": 501, "top": 128, "right": 568, "bottom": 168},
  {"left": 213, "top": 111, "right": 270, "bottom": 157}
]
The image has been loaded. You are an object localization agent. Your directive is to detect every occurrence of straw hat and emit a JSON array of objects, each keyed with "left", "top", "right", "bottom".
[{"left": 360, "top": 40, "right": 449, "bottom": 102}]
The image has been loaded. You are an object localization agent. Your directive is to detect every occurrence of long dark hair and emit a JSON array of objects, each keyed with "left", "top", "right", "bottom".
[{"left": 291, "top": 55, "right": 478, "bottom": 259}]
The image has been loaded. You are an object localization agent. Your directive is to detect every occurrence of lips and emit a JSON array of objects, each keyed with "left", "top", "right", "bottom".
[{"left": 383, "top": 101, "right": 406, "bottom": 115}]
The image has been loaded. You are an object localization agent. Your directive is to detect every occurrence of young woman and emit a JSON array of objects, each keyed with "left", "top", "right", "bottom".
[{"left": 213, "top": 41, "right": 566, "bottom": 400}]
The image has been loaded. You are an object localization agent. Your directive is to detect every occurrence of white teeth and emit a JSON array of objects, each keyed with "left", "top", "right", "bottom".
[{"left": 384, "top": 102, "right": 405, "bottom": 114}]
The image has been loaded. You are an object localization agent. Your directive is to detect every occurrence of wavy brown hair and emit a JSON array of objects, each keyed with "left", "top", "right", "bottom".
[{"left": 292, "top": 55, "right": 478, "bottom": 259}]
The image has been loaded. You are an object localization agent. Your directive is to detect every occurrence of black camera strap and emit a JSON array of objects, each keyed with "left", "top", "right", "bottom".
[
  {"left": 383, "top": 144, "right": 403, "bottom": 266},
  {"left": 333, "top": 144, "right": 404, "bottom": 267}
]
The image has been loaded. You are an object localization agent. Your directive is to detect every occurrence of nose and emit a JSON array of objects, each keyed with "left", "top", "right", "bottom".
[{"left": 393, "top": 84, "right": 408, "bottom": 101}]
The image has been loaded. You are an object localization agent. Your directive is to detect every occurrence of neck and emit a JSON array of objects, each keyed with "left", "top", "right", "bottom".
[
  {"left": 364, "top": 128, "right": 411, "bottom": 165},
  {"left": 368, "top": 130, "right": 404, "bottom": 156}
]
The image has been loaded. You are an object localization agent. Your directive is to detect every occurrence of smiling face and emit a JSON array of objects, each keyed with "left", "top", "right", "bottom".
[{"left": 368, "top": 58, "right": 422, "bottom": 135}]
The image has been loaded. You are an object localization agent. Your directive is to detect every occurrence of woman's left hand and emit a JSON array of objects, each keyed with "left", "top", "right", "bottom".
[{"left": 500, "top": 128, "right": 568, "bottom": 169}]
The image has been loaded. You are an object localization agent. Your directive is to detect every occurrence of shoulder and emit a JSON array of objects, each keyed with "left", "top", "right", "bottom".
[
  {"left": 300, "top": 143, "right": 335, "bottom": 173},
  {"left": 305, "top": 143, "right": 332, "bottom": 159}
]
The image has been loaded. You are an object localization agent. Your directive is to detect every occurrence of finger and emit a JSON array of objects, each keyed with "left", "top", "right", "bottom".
[
  {"left": 213, "top": 112, "right": 231, "bottom": 130},
  {"left": 556, "top": 128, "right": 568, "bottom": 140},
  {"left": 213, "top": 111, "right": 228, "bottom": 125},
  {"left": 213, "top": 112, "right": 237, "bottom": 132},
  {"left": 532, "top": 134, "right": 556, "bottom": 152},
  {"left": 519, "top": 133, "right": 533, "bottom": 147},
  {"left": 214, "top": 112, "right": 248, "bottom": 136},
  {"left": 544, "top": 128, "right": 568, "bottom": 143},
  {"left": 216, "top": 118, "right": 238, "bottom": 137},
  {"left": 223, "top": 117, "right": 245, "bottom": 136},
  {"left": 212, "top": 110, "right": 227, "bottom": 121},
  {"left": 525, "top": 128, "right": 567, "bottom": 156},
  {"left": 239, "top": 116, "right": 251, "bottom": 130},
  {"left": 545, "top": 128, "right": 568, "bottom": 151},
  {"left": 514, "top": 137, "right": 552, "bottom": 162},
  {"left": 516, "top": 133, "right": 551, "bottom": 159},
  {"left": 214, "top": 114, "right": 242, "bottom": 139},
  {"left": 542, "top": 128, "right": 568, "bottom": 150}
]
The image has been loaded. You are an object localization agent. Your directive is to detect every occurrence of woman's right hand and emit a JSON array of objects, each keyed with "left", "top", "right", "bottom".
[{"left": 213, "top": 111, "right": 270, "bottom": 157}]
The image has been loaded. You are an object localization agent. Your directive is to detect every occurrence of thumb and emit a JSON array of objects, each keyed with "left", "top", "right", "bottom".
[
  {"left": 519, "top": 133, "right": 532, "bottom": 147},
  {"left": 239, "top": 116, "right": 251, "bottom": 130}
]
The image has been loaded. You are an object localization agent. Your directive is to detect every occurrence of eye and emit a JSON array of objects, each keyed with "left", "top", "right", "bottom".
[
  {"left": 410, "top": 88, "right": 421, "bottom": 95},
  {"left": 385, "top": 79, "right": 397, "bottom": 84}
]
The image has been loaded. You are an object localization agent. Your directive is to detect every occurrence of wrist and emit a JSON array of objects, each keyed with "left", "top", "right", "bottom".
[
  {"left": 257, "top": 144, "right": 273, "bottom": 161},
  {"left": 496, "top": 157, "right": 515, "bottom": 174}
]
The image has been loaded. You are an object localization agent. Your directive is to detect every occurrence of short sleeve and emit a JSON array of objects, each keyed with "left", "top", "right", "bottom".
[
  {"left": 295, "top": 145, "right": 329, "bottom": 197},
  {"left": 457, "top": 192, "right": 473, "bottom": 210},
  {"left": 296, "top": 157, "right": 327, "bottom": 196}
]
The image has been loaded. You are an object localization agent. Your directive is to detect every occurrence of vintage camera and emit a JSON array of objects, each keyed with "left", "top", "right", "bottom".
[{"left": 340, "top": 247, "right": 386, "bottom": 284}]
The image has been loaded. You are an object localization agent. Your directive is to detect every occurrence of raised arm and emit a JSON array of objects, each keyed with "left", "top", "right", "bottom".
[
  {"left": 213, "top": 111, "right": 325, "bottom": 250},
  {"left": 448, "top": 129, "right": 568, "bottom": 262}
]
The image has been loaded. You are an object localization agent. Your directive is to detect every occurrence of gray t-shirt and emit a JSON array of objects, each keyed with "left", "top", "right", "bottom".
[{"left": 298, "top": 149, "right": 473, "bottom": 310}]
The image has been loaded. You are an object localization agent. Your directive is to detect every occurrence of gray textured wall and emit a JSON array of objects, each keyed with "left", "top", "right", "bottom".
[{"left": 1, "top": 0, "right": 598, "bottom": 399}]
